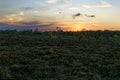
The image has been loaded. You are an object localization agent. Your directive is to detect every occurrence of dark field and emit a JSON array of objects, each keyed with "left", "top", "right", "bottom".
[{"left": 0, "top": 30, "right": 120, "bottom": 80}]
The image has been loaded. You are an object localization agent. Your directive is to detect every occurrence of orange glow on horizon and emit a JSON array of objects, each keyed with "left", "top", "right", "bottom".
[{"left": 59, "top": 22, "right": 86, "bottom": 31}]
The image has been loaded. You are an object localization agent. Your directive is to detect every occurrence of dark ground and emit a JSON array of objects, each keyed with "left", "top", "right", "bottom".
[{"left": 0, "top": 30, "right": 120, "bottom": 80}]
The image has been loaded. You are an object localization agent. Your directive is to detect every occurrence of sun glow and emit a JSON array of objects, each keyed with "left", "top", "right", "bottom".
[
  {"left": 68, "top": 23, "right": 85, "bottom": 31},
  {"left": 58, "top": 22, "right": 84, "bottom": 31}
]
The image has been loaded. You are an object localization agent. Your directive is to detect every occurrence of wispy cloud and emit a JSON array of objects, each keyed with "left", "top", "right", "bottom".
[
  {"left": 22, "top": 7, "right": 33, "bottom": 11},
  {"left": 47, "top": 0, "right": 57, "bottom": 3},
  {"left": 82, "top": 1, "right": 112, "bottom": 8},
  {"left": 47, "top": 0, "right": 72, "bottom": 6},
  {"left": 59, "top": 0, "right": 72, "bottom": 5},
  {"left": 0, "top": 11, "right": 24, "bottom": 23},
  {"left": 69, "top": 7, "right": 79, "bottom": 10}
]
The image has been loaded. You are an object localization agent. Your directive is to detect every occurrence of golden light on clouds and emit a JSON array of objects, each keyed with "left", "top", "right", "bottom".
[{"left": 0, "top": 11, "right": 24, "bottom": 23}]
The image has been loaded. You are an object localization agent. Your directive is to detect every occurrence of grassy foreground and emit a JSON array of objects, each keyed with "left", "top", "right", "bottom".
[{"left": 0, "top": 30, "right": 120, "bottom": 80}]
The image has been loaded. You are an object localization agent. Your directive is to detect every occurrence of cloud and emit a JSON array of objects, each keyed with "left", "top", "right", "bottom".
[
  {"left": 22, "top": 7, "right": 33, "bottom": 11},
  {"left": 59, "top": 0, "right": 72, "bottom": 5},
  {"left": 69, "top": 7, "right": 79, "bottom": 10},
  {"left": 73, "top": 13, "right": 82, "bottom": 19},
  {"left": 33, "top": 11, "right": 39, "bottom": 13},
  {"left": 82, "top": 1, "right": 112, "bottom": 8},
  {"left": 17, "top": 21, "right": 54, "bottom": 27},
  {"left": 19, "top": 11, "right": 24, "bottom": 16},
  {"left": 0, "top": 12, "right": 24, "bottom": 23},
  {"left": 47, "top": 0, "right": 72, "bottom": 6},
  {"left": 0, "top": 21, "right": 60, "bottom": 31},
  {"left": 21, "top": 5, "right": 51, "bottom": 11},
  {"left": 39, "top": 6, "right": 52, "bottom": 10},
  {"left": 47, "top": 0, "right": 57, "bottom": 3},
  {"left": 85, "top": 14, "right": 95, "bottom": 18}
]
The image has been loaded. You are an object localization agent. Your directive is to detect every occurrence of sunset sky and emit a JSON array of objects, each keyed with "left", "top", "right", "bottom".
[{"left": 0, "top": 0, "right": 120, "bottom": 31}]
